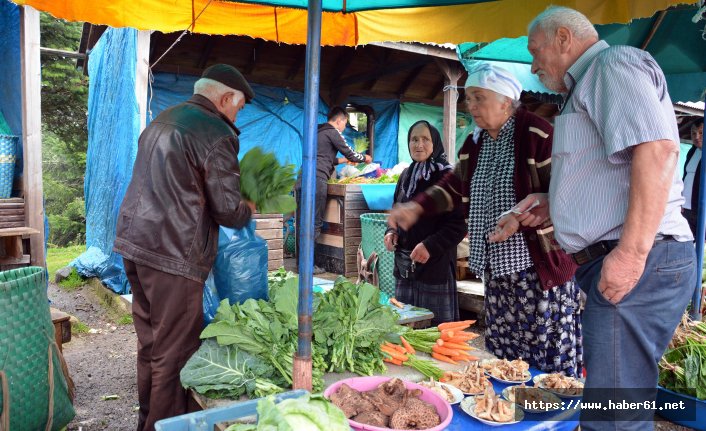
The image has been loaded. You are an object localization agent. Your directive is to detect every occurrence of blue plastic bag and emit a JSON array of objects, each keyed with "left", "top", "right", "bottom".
[{"left": 203, "top": 220, "right": 269, "bottom": 324}]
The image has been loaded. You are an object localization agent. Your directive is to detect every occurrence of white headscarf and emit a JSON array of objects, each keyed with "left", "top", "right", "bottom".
[{"left": 465, "top": 62, "right": 522, "bottom": 101}]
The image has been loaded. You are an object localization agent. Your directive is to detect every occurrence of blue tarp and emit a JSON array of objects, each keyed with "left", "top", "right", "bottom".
[
  {"left": 73, "top": 27, "right": 140, "bottom": 293},
  {"left": 0, "top": 0, "right": 23, "bottom": 182}
]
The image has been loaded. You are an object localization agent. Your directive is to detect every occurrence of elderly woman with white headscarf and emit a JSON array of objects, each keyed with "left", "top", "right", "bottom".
[{"left": 389, "top": 62, "right": 583, "bottom": 377}]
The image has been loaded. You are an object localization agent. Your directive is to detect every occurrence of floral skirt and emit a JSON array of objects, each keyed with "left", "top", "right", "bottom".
[{"left": 484, "top": 266, "right": 583, "bottom": 377}]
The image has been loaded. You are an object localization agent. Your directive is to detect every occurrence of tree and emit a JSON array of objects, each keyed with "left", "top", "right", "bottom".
[{"left": 40, "top": 14, "right": 88, "bottom": 246}]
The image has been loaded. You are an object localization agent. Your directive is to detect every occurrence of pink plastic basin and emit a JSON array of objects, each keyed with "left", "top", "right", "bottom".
[{"left": 323, "top": 376, "right": 453, "bottom": 431}]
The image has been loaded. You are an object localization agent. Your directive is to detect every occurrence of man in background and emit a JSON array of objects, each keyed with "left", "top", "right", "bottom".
[
  {"left": 114, "top": 64, "right": 255, "bottom": 431},
  {"left": 682, "top": 119, "right": 704, "bottom": 236},
  {"left": 296, "top": 106, "right": 371, "bottom": 273}
]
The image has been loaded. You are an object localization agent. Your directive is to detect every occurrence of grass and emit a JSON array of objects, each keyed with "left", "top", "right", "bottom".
[
  {"left": 72, "top": 320, "right": 90, "bottom": 335},
  {"left": 58, "top": 269, "right": 85, "bottom": 290},
  {"left": 46, "top": 244, "right": 85, "bottom": 278},
  {"left": 117, "top": 314, "right": 133, "bottom": 325}
]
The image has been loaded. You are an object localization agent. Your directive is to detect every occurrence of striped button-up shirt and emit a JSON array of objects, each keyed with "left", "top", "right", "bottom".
[{"left": 549, "top": 40, "right": 693, "bottom": 253}]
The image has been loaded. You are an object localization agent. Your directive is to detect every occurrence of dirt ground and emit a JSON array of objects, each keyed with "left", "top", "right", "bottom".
[{"left": 48, "top": 277, "right": 696, "bottom": 431}]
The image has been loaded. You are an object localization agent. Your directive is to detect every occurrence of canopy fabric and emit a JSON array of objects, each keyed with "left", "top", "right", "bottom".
[{"left": 13, "top": 0, "right": 691, "bottom": 46}]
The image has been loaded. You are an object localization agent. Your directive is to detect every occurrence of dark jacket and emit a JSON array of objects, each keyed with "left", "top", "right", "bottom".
[
  {"left": 392, "top": 168, "right": 467, "bottom": 284},
  {"left": 316, "top": 123, "right": 366, "bottom": 181},
  {"left": 683, "top": 146, "right": 701, "bottom": 210},
  {"left": 415, "top": 107, "right": 577, "bottom": 290},
  {"left": 114, "top": 94, "right": 252, "bottom": 283}
]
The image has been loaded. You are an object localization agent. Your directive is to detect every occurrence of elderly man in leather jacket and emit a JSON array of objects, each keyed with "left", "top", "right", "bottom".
[{"left": 114, "top": 64, "right": 255, "bottom": 431}]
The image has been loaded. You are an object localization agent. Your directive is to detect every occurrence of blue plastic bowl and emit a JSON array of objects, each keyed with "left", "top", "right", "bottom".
[
  {"left": 359, "top": 183, "right": 396, "bottom": 210},
  {"left": 656, "top": 386, "right": 706, "bottom": 430}
]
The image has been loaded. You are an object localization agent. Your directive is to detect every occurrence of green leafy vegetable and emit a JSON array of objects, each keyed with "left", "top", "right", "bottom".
[
  {"left": 658, "top": 315, "right": 706, "bottom": 399},
  {"left": 240, "top": 147, "right": 297, "bottom": 214},
  {"left": 180, "top": 339, "right": 286, "bottom": 399},
  {"left": 313, "top": 277, "right": 399, "bottom": 375},
  {"left": 353, "top": 136, "right": 369, "bottom": 154},
  {"left": 225, "top": 394, "right": 349, "bottom": 431}
]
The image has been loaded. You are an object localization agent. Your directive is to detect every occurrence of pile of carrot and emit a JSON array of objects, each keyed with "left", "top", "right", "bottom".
[
  {"left": 430, "top": 320, "right": 480, "bottom": 365},
  {"left": 380, "top": 338, "right": 445, "bottom": 379}
]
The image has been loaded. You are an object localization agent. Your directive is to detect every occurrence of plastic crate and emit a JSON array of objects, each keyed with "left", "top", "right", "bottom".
[
  {"left": 154, "top": 390, "right": 307, "bottom": 431},
  {"left": 360, "top": 213, "right": 395, "bottom": 298}
]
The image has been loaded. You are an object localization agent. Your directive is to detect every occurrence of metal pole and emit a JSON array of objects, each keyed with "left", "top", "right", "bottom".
[
  {"left": 692, "top": 110, "right": 705, "bottom": 321},
  {"left": 293, "top": 0, "right": 322, "bottom": 390}
]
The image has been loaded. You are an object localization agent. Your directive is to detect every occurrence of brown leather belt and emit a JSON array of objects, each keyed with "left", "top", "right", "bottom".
[{"left": 571, "top": 235, "right": 676, "bottom": 266}]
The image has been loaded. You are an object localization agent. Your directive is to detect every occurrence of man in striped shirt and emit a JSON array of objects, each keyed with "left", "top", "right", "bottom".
[{"left": 506, "top": 6, "right": 695, "bottom": 430}]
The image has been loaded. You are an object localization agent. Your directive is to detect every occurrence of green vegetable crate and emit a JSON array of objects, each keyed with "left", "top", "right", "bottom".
[{"left": 155, "top": 390, "right": 309, "bottom": 431}]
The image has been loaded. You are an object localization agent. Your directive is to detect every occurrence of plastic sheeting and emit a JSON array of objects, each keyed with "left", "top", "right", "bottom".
[
  {"left": 0, "top": 0, "right": 23, "bottom": 181},
  {"left": 73, "top": 27, "right": 139, "bottom": 294},
  {"left": 397, "top": 102, "right": 474, "bottom": 163}
]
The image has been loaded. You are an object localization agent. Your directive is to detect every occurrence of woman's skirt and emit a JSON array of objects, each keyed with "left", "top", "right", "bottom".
[
  {"left": 484, "top": 266, "right": 583, "bottom": 377},
  {"left": 395, "top": 266, "right": 459, "bottom": 326}
]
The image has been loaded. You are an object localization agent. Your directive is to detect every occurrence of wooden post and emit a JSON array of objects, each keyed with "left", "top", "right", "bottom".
[
  {"left": 135, "top": 30, "right": 151, "bottom": 132},
  {"left": 435, "top": 59, "right": 464, "bottom": 164},
  {"left": 20, "top": 6, "right": 44, "bottom": 267}
]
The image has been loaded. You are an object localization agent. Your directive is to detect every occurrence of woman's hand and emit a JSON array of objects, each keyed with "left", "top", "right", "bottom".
[
  {"left": 514, "top": 193, "right": 550, "bottom": 227},
  {"left": 489, "top": 214, "right": 520, "bottom": 243},
  {"left": 384, "top": 232, "right": 398, "bottom": 251},
  {"left": 388, "top": 202, "right": 423, "bottom": 231},
  {"left": 410, "top": 242, "right": 430, "bottom": 264}
]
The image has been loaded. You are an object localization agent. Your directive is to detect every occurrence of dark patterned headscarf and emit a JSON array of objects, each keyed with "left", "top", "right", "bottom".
[{"left": 400, "top": 121, "right": 453, "bottom": 200}]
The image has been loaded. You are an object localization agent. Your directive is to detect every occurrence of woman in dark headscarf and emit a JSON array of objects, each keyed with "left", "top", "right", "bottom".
[{"left": 384, "top": 121, "right": 467, "bottom": 324}]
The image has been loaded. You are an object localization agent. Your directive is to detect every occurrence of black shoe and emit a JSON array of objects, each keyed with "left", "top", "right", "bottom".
[{"left": 312, "top": 265, "right": 326, "bottom": 275}]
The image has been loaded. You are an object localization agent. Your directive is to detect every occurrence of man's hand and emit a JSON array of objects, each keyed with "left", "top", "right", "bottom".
[
  {"left": 597, "top": 246, "right": 646, "bottom": 304},
  {"left": 337, "top": 157, "right": 348, "bottom": 165},
  {"left": 384, "top": 232, "right": 398, "bottom": 251},
  {"left": 364, "top": 154, "right": 373, "bottom": 163},
  {"left": 244, "top": 200, "right": 257, "bottom": 212},
  {"left": 388, "top": 202, "right": 423, "bottom": 231},
  {"left": 489, "top": 215, "right": 520, "bottom": 243},
  {"left": 515, "top": 193, "right": 550, "bottom": 227},
  {"left": 410, "top": 242, "right": 430, "bottom": 264}
]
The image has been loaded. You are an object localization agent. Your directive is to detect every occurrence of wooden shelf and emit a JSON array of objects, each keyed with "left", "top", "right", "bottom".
[{"left": 0, "top": 227, "right": 40, "bottom": 237}]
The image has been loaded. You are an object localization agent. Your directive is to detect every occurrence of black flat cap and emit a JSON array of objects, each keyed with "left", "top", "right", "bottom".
[{"left": 201, "top": 64, "right": 255, "bottom": 103}]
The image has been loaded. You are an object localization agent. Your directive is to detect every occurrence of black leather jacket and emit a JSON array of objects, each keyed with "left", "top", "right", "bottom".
[{"left": 114, "top": 94, "right": 252, "bottom": 282}]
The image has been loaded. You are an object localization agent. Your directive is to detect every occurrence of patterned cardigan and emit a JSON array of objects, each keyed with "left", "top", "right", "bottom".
[{"left": 414, "top": 107, "right": 577, "bottom": 290}]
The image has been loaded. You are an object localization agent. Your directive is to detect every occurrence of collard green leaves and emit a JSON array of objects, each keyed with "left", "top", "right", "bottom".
[{"left": 239, "top": 148, "right": 297, "bottom": 214}]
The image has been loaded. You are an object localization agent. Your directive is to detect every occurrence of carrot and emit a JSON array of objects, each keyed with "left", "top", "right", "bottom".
[
  {"left": 432, "top": 344, "right": 462, "bottom": 357},
  {"left": 437, "top": 320, "right": 476, "bottom": 331},
  {"left": 444, "top": 336, "right": 475, "bottom": 344},
  {"left": 436, "top": 339, "right": 444, "bottom": 346},
  {"left": 450, "top": 331, "right": 480, "bottom": 340},
  {"left": 440, "top": 331, "right": 455, "bottom": 341},
  {"left": 399, "top": 336, "right": 416, "bottom": 354},
  {"left": 380, "top": 346, "right": 409, "bottom": 362},
  {"left": 432, "top": 352, "right": 459, "bottom": 365},
  {"left": 383, "top": 342, "right": 407, "bottom": 354},
  {"left": 443, "top": 342, "right": 472, "bottom": 351},
  {"left": 456, "top": 353, "right": 480, "bottom": 362},
  {"left": 384, "top": 357, "right": 403, "bottom": 366}
]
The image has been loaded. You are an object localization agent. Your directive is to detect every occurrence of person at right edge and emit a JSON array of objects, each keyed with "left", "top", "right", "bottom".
[
  {"left": 295, "top": 106, "right": 371, "bottom": 273},
  {"left": 507, "top": 7, "right": 692, "bottom": 430},
  {"left": 682, "top": 120, "right": 704, "bottom": 236}
]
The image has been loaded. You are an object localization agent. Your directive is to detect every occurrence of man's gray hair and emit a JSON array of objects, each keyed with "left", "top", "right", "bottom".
[
  {"left": 194, "top": 77, "right": 245, "bottom": 105},
  {"left": 528, "top": 6, "right": 598, "bottom": 41}
]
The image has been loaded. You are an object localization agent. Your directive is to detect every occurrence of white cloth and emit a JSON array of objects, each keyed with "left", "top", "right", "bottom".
[{"left": 464, "top": 61, "right": 523, "bottom": 101}]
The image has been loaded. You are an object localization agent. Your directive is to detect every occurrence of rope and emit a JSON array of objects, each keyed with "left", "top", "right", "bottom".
[
  {"left": 0, "top": 371, "right": 8, "bottom": 431},
  {"left": 147, "top": 0, "right": 215, "bottom": 121}
]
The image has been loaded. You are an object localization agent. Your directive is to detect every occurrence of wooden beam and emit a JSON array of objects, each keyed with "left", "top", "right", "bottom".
[
  {"left": 196, "top": 39, "right": 215, "bottom": 69},
  {"left": 244, "top": 40, "right": 264, "bottom": 75},
  {"left": 426, "top": 76, "right": 446, "bottom": 101},
  {"left": 328, "top": 49, "right": 356, "bottom": 102},
  {"left": 640, "top": 10, "right": 667, "bottom": 50},
  {"left": 396, "top": 64, "right": 426, "bottom": 98},
  {"left": 436, "top": 59, "right": 464, "bottom": 162},
  {"left": 135, "top": 31, "right": 150, "bottom": 132},
  {"left": 364, "top": 50, "right": 389, "bottom": 91},
  {"left": 369, "top": 42, "right": 458, "bottom": 61},
  {"left": 337, "top": 58, "right": 431, "bottom": 88},
  {"left": 20, "top": 6, "right": 45, "bottom": 267}
]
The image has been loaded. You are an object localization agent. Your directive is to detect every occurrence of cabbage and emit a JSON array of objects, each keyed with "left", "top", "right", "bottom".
[{"left": 225, "top": 394, "right": 349, "bottom": 431}]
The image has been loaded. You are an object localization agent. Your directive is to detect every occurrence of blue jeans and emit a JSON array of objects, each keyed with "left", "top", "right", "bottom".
[{"left": 574, "top": 240, "right": 695, "bottom": 431}]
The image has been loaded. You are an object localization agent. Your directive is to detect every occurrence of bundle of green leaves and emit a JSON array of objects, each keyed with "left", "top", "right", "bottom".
[
  {"left": 659, "top": 316, "right": 706, "bottom": 399},
  {"left": 240, "top": 148, "right": 297, "bottom": 214},
  {"left": 180, "top": 339, "right": 287, "bottom": 399},
  {"left": 353, "top": 136, "right": 369, "bottom": 154},
  {"left": 313, "top": 277, "right": 400, "bottom": 375},
  {"left": 225, "top": 394, "right": 349, "bottom": 431}
]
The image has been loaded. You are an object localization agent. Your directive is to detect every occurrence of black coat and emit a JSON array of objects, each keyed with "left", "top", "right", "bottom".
[
  {"left": 684, "top": 146, "right": 701, "bottom": 211},
  {"left": 391, "top": 167, "right": 466, "bottom": 284}
]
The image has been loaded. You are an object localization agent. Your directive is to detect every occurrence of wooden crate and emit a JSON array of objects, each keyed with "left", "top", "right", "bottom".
[
  {"left": 315, "top": 184, "right": 383, "bottom": 277},
  {"left": 252, "top": 213, "right": 284, "bottom": 270}
]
